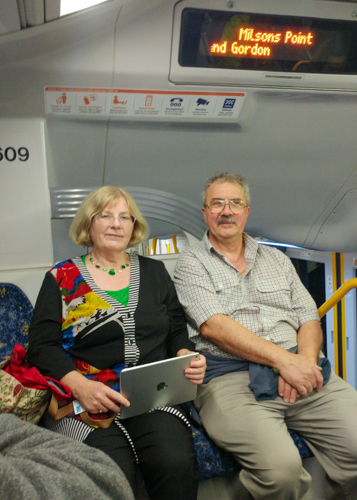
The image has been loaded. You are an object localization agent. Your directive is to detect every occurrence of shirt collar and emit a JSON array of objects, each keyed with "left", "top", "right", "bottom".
[
  {"left": 203, "top": 231, "right": 259, "bottom": 273},
  {"left": 243, "top": 233, "right": 259, "bottom": 274}
]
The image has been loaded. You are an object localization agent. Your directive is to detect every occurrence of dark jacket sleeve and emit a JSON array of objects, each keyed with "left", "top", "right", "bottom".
[{"left": 27, "top": 272, "right": 77, "bottom": 380}]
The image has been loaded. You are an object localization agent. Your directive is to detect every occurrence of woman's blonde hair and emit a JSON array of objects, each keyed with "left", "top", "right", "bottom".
[{"left": 70, "top": 186, "right": 149, "bottom": 248}]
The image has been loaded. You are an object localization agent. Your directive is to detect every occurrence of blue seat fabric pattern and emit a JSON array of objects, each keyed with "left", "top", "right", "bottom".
[{"left": 0, "top": 283, "right": 33, "bottom": 357}]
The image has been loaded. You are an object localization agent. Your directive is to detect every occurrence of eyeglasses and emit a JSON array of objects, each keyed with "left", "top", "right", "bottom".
[
  {"left": 204, "top": 199, "right": 248, "bottom": 214},
  {"left": 95, "top": 212, "right": 136, "bottom": 226}
]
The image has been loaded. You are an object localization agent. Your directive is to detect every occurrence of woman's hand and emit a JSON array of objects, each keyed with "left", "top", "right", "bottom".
[
  {"left": 177, "top": 349, "right": 206, "bottom": 385},
  {"left": 60, "top": 371, "right": 130, "bottom": 414}
]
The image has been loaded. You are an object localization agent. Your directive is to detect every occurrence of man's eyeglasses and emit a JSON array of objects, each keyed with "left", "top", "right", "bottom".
[
  {"left": 204, "top": 199, "right": 248, "bottom": 214},
  {"left": 95, "top": 212, "right": 136, "bottom": 226}
]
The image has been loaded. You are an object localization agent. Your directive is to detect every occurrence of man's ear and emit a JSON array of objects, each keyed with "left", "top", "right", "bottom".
[{"left": 202, "top": 206, "right": 208, "bottom": 225}]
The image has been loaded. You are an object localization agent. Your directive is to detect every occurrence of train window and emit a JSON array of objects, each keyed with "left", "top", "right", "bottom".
[
  {"left": 145, "top": 233, "right": 190, "bottom": 256},
  {"left": 179, "top": 8, "right": 357, "bottom": 75},
  {"left": 290, "top": 259, "right": 326, "bottom": 355}
]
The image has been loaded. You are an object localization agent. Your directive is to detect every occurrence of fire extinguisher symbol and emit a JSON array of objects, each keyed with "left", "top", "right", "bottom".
[
  {"left": 84, "top": 94, "right": 98, "bottom": 105},
  {"left": 145, "top": 95, "right": 153, "bottom": 107}
]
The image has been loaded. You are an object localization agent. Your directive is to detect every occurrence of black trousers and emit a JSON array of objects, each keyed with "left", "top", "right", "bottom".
[{"left": 85, "top": 408, "right": 199, "bottom": 500}]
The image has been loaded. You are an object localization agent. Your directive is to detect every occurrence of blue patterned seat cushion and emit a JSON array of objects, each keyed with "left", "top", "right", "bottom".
[
  {"left": 192, "top": 425, "right": 236, "bottom": 480},
  {"left": 0, "top": 283, "right": 33, "bottom": 357},
  {"left": 192, "top": 425, "right": 313, "bottom": 481}
]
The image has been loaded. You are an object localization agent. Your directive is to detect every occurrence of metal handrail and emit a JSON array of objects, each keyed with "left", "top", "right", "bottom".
[{"left": 318, "top": 278, "right": 357, "bottom": 318}]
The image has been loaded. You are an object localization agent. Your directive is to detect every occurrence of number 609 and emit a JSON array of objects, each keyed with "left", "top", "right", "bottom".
[{"left": 0, "top": 147, "right": 29, "bottom": 162}]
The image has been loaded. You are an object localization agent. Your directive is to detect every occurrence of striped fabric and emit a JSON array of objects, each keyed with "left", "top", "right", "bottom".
[{"left": 74, "top": 255, "right": 140, "bottom": 367}]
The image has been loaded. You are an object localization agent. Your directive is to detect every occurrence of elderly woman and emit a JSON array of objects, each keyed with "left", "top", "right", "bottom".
[{"left": 27, "top": 186, "right": 206, "bottom": 500}]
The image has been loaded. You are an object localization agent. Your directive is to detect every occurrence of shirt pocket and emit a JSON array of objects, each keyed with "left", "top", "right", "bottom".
[
  {"left": 255, "top": 277, "right": 292, "bottom": 310},
  {"left": 209, "top": 270, "right": 243, "bottom": 312},
  {"left": 210, "top": 269, "right": 240, "bottom": 292}
]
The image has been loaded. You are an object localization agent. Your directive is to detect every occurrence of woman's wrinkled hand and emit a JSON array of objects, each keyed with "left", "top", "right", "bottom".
[
  {"left": 60, "top": 371, "right": 130, "bottom": 414},
  {"left": 177, "top": 349, "right": 207, "bottom": 385}
]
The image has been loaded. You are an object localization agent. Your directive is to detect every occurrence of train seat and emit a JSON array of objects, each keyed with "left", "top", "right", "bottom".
[{"left": 0, "top": 283, "right": 33, "bottom": 357}]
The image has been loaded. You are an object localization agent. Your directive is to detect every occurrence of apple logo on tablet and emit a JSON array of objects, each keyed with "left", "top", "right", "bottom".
[{"left": 157, "top": 382, "right": 168, "bottom": 391}]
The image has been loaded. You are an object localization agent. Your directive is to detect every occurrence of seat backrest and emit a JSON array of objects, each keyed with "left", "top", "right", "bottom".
[{"left": 0, "top": 283, "right": 33, "bottom": 357}]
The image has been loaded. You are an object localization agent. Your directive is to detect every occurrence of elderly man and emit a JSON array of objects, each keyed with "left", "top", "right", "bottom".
[{"left": 174, "top": 172, "right": 357, "bottom": 500}]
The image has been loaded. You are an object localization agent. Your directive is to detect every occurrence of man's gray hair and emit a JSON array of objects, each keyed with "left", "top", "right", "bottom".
[{"left": 202, "top": 172, "right": 250, "bottom": 206}]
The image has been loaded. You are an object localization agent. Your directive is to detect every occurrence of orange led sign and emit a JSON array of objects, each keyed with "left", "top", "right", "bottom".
[
  {"left": 180, "top": 9, "right": 357, "bottom": 75},
  {"left": 210, "top": 28, "right": 314, "bottom": 57}
]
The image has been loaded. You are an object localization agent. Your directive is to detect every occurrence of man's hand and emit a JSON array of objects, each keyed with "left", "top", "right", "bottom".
[
  {"left": 277, "top": 352, "right": 323, "bottom": 400},
  {"left": 201, "top": 316, "right": 323, "bottom": 401},
  {"left": 278, "top": 376, "right": 300, "bottom": 404}
]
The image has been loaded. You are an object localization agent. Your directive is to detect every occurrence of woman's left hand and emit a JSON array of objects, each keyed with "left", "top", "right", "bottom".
[{"left": 177, "top": 349, "right": 206, "bottom": 385}]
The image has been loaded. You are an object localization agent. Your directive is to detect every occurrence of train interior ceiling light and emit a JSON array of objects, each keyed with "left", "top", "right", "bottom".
[
  {"left": 61, "top": 0, "right": 108, "bottom": 16},
  {"left": 0, "top": 0, "right": 110, "bottom": 33}
]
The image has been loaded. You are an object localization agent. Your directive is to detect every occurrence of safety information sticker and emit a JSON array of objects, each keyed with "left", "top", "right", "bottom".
[{"left": 44, "top": 87, "right": 246, "bottom": 122}]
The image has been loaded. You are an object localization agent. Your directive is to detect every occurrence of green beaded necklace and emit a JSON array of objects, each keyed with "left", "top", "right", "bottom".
[{"left": 89, "top": 255, "right": 130, "bottom": 276}]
